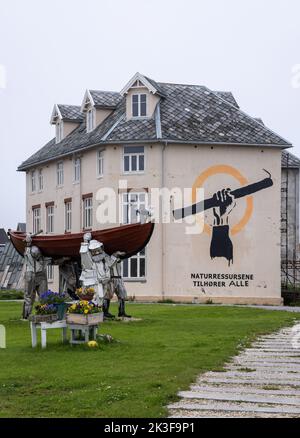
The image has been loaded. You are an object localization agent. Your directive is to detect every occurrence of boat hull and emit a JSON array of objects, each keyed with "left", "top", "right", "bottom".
[{"left": 8, "top": 222, "right": 154, "bottom": 260}]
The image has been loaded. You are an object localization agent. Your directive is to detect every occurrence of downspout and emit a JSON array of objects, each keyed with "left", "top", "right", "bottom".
[{"left": 161, "top": 141, "right": 167, "bottom": 299}]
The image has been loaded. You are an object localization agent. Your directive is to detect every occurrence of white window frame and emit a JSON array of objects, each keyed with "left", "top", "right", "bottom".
[
  {"left": 31, "top": 171, "right": 36, "bottom": 193},
  {"left": 33, "top": 207, "right": 41, "bottom": 234},
  {"left": 97, "top": 150, "right": 104, "bottom": 178},
  {"left": 86, "top": 107, "right": 95, "bottom": 133},
  {"left": 122, "top": 249, "right": 146, "bottom": 280},
  {"left": 65, "top": 201, "right": 72, "bottom": 233},
  {"left": 38, "top": 169, "right": 43, "bottom": 191},
  {"left": 47, "top": 265, "right": 54, "bottom": 282},
  {"left": 56, "top": 161, "right": 64, "bottom": 186},
  {"left": 132, "top": 93, "right": 147, "bottom": 118},
  {"left": 121, "top": 191, "right": 147, "bottom": 225},
  {"left": 56, "top": 120, "right": 64, "bottom": 143},
  {"left": 74, "top": 158, "right": 81, "bottom": 183},
  {"left": 83, "top": 197, "right": 93, "bottom": 229},
  {"left": 123, "top": 146, "right": 145, "bottom": 174},
  {"left": 46, "top": 205, "right": 54, "bottom": 234}
]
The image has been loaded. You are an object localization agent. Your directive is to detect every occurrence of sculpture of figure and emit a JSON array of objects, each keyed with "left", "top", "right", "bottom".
[
  {"left": 22, "top": 234, "right": 51, "bottom": 319},
  {"left": 104, "top": 257, "right": 132, "bottom": 319},
  {"left": 55, "top": 257, "right": 80, "bottom": 300},
  {"left": 79, "top": 236, "right": 116, "bottom": 305}
]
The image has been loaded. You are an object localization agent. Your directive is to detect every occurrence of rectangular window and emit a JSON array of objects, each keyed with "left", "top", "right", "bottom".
[
  {"left": 38, "top": 169, "right": 43, "bottom": 191},
  {"left": 87, "top": 107, "right": 95, "bottom": 132},
  {"left": 97, "top": 150, "right": 104, "bottom": 177},
  {"left": 32, "top": 207, "right": 41, "bottom": 234},
  {"left": 122, "top": 191, "right": 147, "bottom": 224},
  {"left": 122, "top": 248, "right": 146, "bottom": 279},
  {"left": 56, "top": 121, "right": 64, "bottom": 143},
  {"left": 74, "top": 158, "right": 81, "bottom": 183},
  {"left": 47, "top": 265, "right": 54, "bottom": 282},
  {"left": 132, "top": 94, "right": 147, "bottom": 117},
  {"left": 83, "top": 196, "right": 93, "bottom": 229},
  {"left": 57, "top": 162, "right": 64, "bottom": 186},
  {"left": 123, "top": 146, "right": 145, "bottom": 173},
  {"left": 65, "top": 201, "right": 72, "bottom": 232},
  {"left": 31, "top": 171, "right": 36, "bottom": 192},
  {"left": 46, "top": 205, "right": 54, "bottom": 233}
]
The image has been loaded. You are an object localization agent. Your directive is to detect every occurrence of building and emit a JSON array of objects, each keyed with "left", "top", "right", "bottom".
[
  {"left": 281, "top": 151, "right": 300, "bottom": 295},
  {"left": 18, "top": 72, "right": 292, "bottom": 304},
  {"left": 0, "top": 224, "right": 26, "bottom": 290}
]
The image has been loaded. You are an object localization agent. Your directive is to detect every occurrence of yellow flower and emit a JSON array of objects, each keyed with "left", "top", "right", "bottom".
[{"left": 84, "top": 309, "right": 88, "bottom": 314}]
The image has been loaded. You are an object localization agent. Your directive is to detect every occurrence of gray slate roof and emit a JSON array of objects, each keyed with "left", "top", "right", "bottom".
[
  {"left": 90, "top": 90, "right": 122, "bottom": 108},
  {"left": 282, "top": 150, "right": 300, "bottom": 168},
  {"left": 0, "top": 240, "right": 24, "bottom": 290},
  {"left": 57, "top": 105, "right": 83, "bottom": 122},
  {"left": 18, "top": 76, "right": 291, "bottom": 171},
  {"left": 0, "top": 229, "right": 8, "bottom": 246}
]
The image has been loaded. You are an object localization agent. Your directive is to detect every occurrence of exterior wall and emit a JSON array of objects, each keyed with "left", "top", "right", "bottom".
[
  {"left": 63, "top": 122, "right": 80, "bottom": 138},
  {"left": 281, "top": 167, "right": 299, "bottom": 261},
  {"left": 25, "top": 142, "right": 282, "bottom": 305},
  {"left": 95, "top": 108, "right": 113, "bottom": 125},
  {"left": 162, "top": 144, "right": 282, "bottom": 304}
]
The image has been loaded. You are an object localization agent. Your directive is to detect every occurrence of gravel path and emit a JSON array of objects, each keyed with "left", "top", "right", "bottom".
[{"left": 168, "top": 324, "right": 300, "bottom": 418}]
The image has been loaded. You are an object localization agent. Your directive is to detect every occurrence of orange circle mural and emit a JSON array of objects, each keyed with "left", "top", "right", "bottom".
[{"left": 192, "top": 165, "right": 254, "bottom": 236}]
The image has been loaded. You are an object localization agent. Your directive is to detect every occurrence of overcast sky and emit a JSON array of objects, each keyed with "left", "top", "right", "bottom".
[{"left": 0, "top": 0, "right": 299, "bottom": 230}]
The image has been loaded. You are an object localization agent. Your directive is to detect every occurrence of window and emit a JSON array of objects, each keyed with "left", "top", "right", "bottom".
[
  {"left": 97, "top": 150, "right": 104, "bottom": 177},
  {"left": 122, "top": 191, "right": 147, "bottom": 224},
  {"left": 57, "top": 162, "right": 64, "bottom": 186},
  {"left": 123, "top": 146, "right": 144, "bottom": 173},
  {"left": 132, "top": 94, "right": 147, "bottom": 117},
  {"left": 47, "top": 265, "right": 54, "bottom": 282},
  {"left": 31, "top": 171, "right": 36, "bottom": 192},
  {"left": 65, "top": 201, "right": 72, "bottom": 232},
  {"left": 87, "top": 107, "right": 95, "bottom": 132},
  {"left": 56, "top": 121, "right": 64, "bottom": 143},
  {"left": 38, "top": 169, "right": 43, "bottom": 191},
  {"left": 33, "top": 207, "right": 41, "bottom": 234},
  {"left": 123, "top": 248, "right": 146, "bottom": 279},
  {"left": 74, "top": 158, "right": 81, "bottom": 183},
  {"left": 46, "top": 205, "right": 54, "bottom": 233},
  {"left": 83, "top": 196, "right": 93, "bottom": 229}
]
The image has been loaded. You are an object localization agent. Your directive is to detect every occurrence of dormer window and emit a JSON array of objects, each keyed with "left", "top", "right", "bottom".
[
  {"left": 56, "top": 121, "right": 64, "bottom": 143},
  {"left": 86, "top": 107, "right": 95, "bottom": 132},
  {"left": 132, "top": 94, "right": 147, "bottom": 118}
]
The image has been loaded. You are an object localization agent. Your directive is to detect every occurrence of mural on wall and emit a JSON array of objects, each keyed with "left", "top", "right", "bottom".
[{"left": 173, "top": 165, "right": 274, "bottom": 266}]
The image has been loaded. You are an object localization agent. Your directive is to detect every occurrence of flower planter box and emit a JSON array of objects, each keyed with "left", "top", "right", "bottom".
[
  {"left": 29, "top": 314, "right": 58, "bottom": 323},
  {"left": 66, "top": 312, "right": 103, "bottom": 325}
]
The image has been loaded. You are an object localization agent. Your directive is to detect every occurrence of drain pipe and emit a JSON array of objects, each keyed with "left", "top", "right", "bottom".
[{"left": 161, "top": 141, "right": 168, "bottom": 299}]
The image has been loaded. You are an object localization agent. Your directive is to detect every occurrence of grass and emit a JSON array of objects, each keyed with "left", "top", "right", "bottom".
[
  {"left": 0, "top": 290, "right": 24, "bottom": 300},
  {"left": 0, "top": 302, "right": 299, "bottom": 418}
]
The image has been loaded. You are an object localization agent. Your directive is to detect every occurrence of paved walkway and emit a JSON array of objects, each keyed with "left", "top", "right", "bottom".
[{"left": 168, "top": 324, "right": 300, "bottom": 418}]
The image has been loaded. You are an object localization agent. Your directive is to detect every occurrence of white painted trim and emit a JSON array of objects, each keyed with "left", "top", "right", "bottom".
[
  {"left": 80, "top": 89, "right": 95, "bottom": 113},
  {"left": 50, "top": 104, "right": 62, "bottom": 124},
  {"left": 120, "top": 72, "right": 157, "bottom": 96}
]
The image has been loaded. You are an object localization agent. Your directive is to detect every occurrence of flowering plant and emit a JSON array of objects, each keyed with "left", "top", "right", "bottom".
[
  {"left": 35, "top": 303, "right": 57, "bottom": 315},
  {"left": 67, "top": 300, "right": 101, "bottom": 315},
  {"left": 40, "top": 290, "right": 67, "bottom": 304},
  {"left": 76, "top": 287, "right": 95, "bottom": 299}
]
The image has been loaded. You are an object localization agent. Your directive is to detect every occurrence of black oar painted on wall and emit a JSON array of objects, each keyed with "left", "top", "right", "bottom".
[{"left": 172, "top": 170, "right": 273, "bottom": 220}]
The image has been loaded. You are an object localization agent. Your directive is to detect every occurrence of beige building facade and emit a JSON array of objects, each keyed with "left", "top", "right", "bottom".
[{"left": 19, "top": 73, "right": 291, "bottom": 305}]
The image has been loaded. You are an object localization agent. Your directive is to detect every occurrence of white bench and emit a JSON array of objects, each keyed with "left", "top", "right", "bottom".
[{"left": 30, "top": 320, "right": 68, "bottom": 348}]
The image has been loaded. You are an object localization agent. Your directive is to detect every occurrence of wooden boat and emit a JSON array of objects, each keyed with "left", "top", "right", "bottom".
[{"left": 8, "top": 222, "right": 154, "bottom": 260}]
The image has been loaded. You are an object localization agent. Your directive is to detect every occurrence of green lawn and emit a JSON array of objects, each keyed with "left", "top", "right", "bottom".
[{"left": 0, "top": 302, "right": 299, "bottom": 418}]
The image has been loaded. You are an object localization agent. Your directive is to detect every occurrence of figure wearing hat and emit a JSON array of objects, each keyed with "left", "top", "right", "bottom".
[
  {"left": 22, "top": 234, "right": 52, "bottom": 319},
  {"left": 105, "top": 258, "right": 131, "bottom": 319},
  {"left": 79, "top": 236, "right": 118, "bottom": 306}
]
